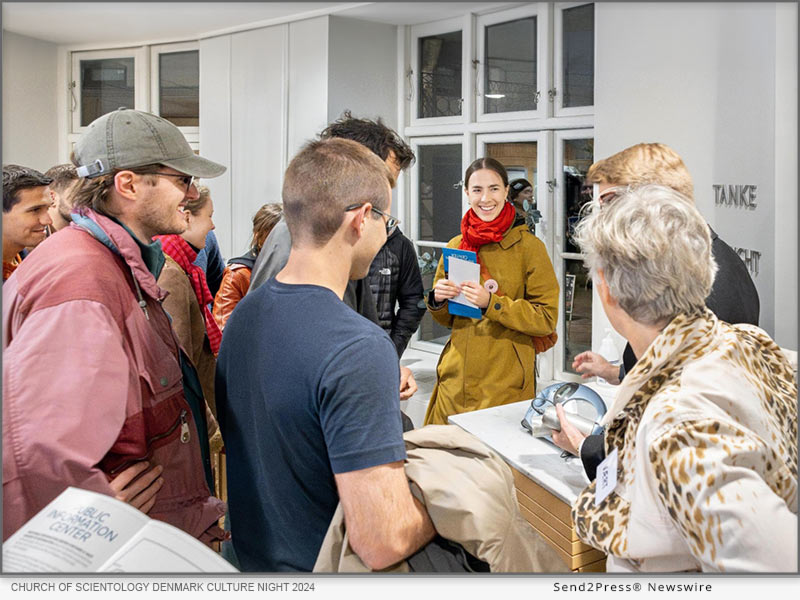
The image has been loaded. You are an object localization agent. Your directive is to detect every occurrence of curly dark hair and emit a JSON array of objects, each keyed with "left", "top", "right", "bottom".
[
  {"left": 44, "top": 164, "right": 79, "bottom": 194},
  {"left": 3, "top": 164, "right": 52, "bottom": 212},
  {"left": 319, "top": 110, "right": 415, "bottom": 171}
]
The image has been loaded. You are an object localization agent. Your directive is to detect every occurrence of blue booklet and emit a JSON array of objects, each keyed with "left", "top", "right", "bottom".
[{"left": 442, "top": 248, "right": 482, "bottom": 319}]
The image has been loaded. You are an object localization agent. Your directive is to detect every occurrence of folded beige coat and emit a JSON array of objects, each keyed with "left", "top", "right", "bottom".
[{"left": 314, "top": 424, "right": 567, "bottom": 573}]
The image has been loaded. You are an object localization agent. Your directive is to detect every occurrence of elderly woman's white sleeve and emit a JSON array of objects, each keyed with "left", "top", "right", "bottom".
[{"left": 648, "top": 419, "right": 797, "bottom": 572}]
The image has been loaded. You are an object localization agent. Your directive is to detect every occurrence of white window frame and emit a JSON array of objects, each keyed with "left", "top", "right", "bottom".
[
  {"left": 553, "top": 2, "right": 595, "bottom": 118},
  {"left": 402, "top": 3, "right": 596, "bottom": 368},
  {"left": 407, "top": 135, "right": 468, "bottom": 353},
  {"left": 475, "top": 3, "right": 551, "bottom": 123},
  {"left": 70, "top": 46, "right": 149, "bottom": 134},
  {"left": 553, "top": 127, "right": 594, "bottom": 382},
  {"left": 409, "top": 15, "right": 471, "bottom": 127},
  {"left": 150, "top": 41, "right": 200, "bottom": 144}
]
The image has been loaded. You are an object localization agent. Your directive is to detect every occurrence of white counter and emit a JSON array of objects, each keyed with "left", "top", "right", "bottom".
[{"left": 448, "top": 400, "right": 591, "bottom": 505}]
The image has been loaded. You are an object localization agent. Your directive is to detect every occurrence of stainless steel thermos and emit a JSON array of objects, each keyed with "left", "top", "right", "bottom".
[{"left": 541, "top": 405, "right": 597, "bottom": 436}]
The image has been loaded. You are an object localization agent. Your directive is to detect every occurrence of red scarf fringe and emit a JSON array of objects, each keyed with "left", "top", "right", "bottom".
[{"left": 155, "top": 234, "right": 222, "bottom": 356}]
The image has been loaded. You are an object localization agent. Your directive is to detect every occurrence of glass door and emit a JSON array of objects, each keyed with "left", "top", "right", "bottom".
[
  {"left": 477, "top": 131, "right": 554, "bottom": 381},
  {"left": 554, "top": 130, "right": 594, "bottom": 380},
  {"left": 409, "top": 137, "right": 466, "bottom": 352}
]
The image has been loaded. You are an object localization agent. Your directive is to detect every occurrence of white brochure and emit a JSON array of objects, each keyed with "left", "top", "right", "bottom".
[{"left": 3, "top": 486, "right": 237, "bottom": 572}]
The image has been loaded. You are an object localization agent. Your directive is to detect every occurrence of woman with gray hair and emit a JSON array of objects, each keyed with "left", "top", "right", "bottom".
[{"left": 556, "top": 184, "right": 796, "bottom": 572}]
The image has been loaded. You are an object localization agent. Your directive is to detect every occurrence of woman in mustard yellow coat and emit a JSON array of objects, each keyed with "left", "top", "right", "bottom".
[{"left": 424, "top": 158, "right": 559, "bottom": 425}]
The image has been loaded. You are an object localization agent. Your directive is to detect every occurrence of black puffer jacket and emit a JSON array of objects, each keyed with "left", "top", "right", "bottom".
[{"left": 367, "top": 228, "right": 426, "bottom": 357}]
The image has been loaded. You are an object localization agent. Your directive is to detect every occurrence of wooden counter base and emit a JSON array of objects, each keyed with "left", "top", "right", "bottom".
[{"left": 511, "top": 466, "right": 606, "bottom": 572}]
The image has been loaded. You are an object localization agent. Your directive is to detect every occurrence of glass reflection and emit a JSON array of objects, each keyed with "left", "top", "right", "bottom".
[
  {"left": 485, "top": 142, "right": 541, "bottom": 238},
  {"left": 159, "top": 51, "right": 199, "bottom": 127},
  {"left": 80, "top": 57, "right": 135, "bottom": 126},
  {"left": 484, "top": 17, "right": 537, "bottom": 114},
  {"left": 417, "top": 145, "right": 462, "bottom": 243},
  {"left": 417, "top": 247, "right": 452, "bottom": 344},
  {"left": 418, "top": 31, "right": 462, "bottom": 118},
  {"left": 563, "top": 138, "right": 594, "bottom": 373},
  {"left": 562, "top": 4, "right": 594, "bottom": 108}
]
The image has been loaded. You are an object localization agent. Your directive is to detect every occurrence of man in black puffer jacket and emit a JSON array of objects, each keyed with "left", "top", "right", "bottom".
[{"left": 368, "top": 227, "right": 426, "bottom": 358}]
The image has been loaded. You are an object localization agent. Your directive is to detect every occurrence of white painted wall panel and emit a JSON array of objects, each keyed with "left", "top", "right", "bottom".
[
  {"left": 773, "top": 3, "right": 798, "bottom": 350},
  {"left": 287, "top": 17, "right": 329, "bottom": 160},
  {"left": 327, "top": 16, "right": 398, "bottom": 129},
  {"left": 2, "top": 32, "right": 59, "bottom": 171},
  {"left": 199, "top": 35, "right": 233, "bottom": 259},
  {"left": 593, "top": 2, "right": 786, "bottom": 345},
  {"left": 230, "top": 25, "right": 287, "bottom": 257}
]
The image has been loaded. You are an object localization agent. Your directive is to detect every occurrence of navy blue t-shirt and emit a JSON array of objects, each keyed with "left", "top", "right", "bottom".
[{"left": 216, "top": 278, "right": 406, "bottom": 572}]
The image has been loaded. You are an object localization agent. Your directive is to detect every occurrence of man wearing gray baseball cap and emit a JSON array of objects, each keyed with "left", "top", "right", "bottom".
[{"left": 2, "top": 109, "right": 228, "bottom": 548}]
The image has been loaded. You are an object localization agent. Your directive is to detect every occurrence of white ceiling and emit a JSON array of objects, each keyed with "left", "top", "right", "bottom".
[{"left": 1, "top": 2, "right": 520, "bottom": 47}]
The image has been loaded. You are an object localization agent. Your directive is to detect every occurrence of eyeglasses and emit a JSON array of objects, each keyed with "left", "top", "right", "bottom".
[
  {"left": 580, "top": 183, "right": 620, "bottom": 206},
  {"left": 344, "top": 203, "right": 400, "bottom": 236},
  {"left": 595, "top": 186, "right": 620, "bottom": 205},
  {"left": 152, "top": 172, "right": 195, "bottom": 193}
]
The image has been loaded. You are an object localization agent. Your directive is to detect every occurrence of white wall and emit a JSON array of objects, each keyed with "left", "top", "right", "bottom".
[
  {"left": 199, "top": 14, "right": 400, "bottom": 259},
  {"left": 2, "top": 31, "right": 59, "bottom": 171},
  {"left": 199, "top": 35, "right": 234, "bottom": 259},
  {"left": 592, "top": 2, "right": 794, "bottom": 349},
  {"left": 327, "top": 16, "right": 398, "bottom": 129},
  {"left": 230, "top": 25, "right": 289, "bottom": 258},
  {"left": 199, "top": 16, "right": 329, "bottom": 259},
  {"left": 773, "top": 2, "right": 798, "bottom": 350},
  {"left": 287, "top": 17, "right": 329, "bottom": 160}
]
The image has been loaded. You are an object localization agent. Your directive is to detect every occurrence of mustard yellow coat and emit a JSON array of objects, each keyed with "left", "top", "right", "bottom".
[{"left": 424, "top": 225, "right": 559, "bottom": 425}]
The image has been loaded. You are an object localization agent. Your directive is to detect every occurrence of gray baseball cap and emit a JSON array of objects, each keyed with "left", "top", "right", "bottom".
[{"left": 74, "top": 108, "right": 226, "bottom": 179}]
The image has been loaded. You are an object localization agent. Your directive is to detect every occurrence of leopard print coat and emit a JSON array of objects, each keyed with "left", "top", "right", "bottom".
[{"left": 571, "top": 310, "right": 797, "bottom": 572}]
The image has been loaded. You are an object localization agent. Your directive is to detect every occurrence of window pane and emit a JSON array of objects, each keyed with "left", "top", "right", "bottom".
[
  {"left": 418, "top": 31, "right": 462, "bottom": 118},
  {"left": 80, "top": 57, "right": 135, "bottom": 126},
  {"left": 564, "top": 259, "right": 592, "bottom": 374},
  {"left": 563, "top": 139, "right": 593, "bottom": 254},
  {"left": 563, "top": 138, "right": 594, "bottom": 373},
  {"left": 484, "top": 17, "right": 537, "bottom": 114},
  {"left": 562, "top": 3, "right": 594, "bottom": 108},
  {"left": 485, "top": 141, "right": 541, "bottom": 237},
  {"left": 418, "top": 145, "right": 462, "bottom": 243},
  {"left": 417, "top": 246, "right": 451, "bottom": 344},
  {"left": 159, "top": 50, "right": 199, "bottom": 127}
]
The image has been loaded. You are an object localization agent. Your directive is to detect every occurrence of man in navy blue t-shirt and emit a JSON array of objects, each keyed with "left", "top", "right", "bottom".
[{"left": 216, "top": 138, "right": 435, "bottom": 572}]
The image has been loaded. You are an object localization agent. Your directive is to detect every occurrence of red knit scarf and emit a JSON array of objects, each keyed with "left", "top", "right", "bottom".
[
  {"left": 155, "top": 234, "right": 222, "bottom": 355},
  {"left": 459, "top": 201, "right": 516, "bottom": 258}
]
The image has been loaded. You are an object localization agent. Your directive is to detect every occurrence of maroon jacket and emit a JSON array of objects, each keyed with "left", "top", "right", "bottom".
[{"left": 3, "top": 209, "right": 225, "bottom": 542}]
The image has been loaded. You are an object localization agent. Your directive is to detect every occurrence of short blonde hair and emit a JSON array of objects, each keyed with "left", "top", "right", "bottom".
[
  {"left": 184, "top": 185, "right": 211, "bottom": 215},
  {"left": 586, "top": 143, "right": 694, "bottom": 201},
  {"left": 574, "top": 184, "right": 717, "bottom": 326}
]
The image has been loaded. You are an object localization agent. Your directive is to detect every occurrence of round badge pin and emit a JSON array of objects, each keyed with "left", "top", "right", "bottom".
[{"left": 484, "top": 279, "right": 498, "bottom": 293}]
